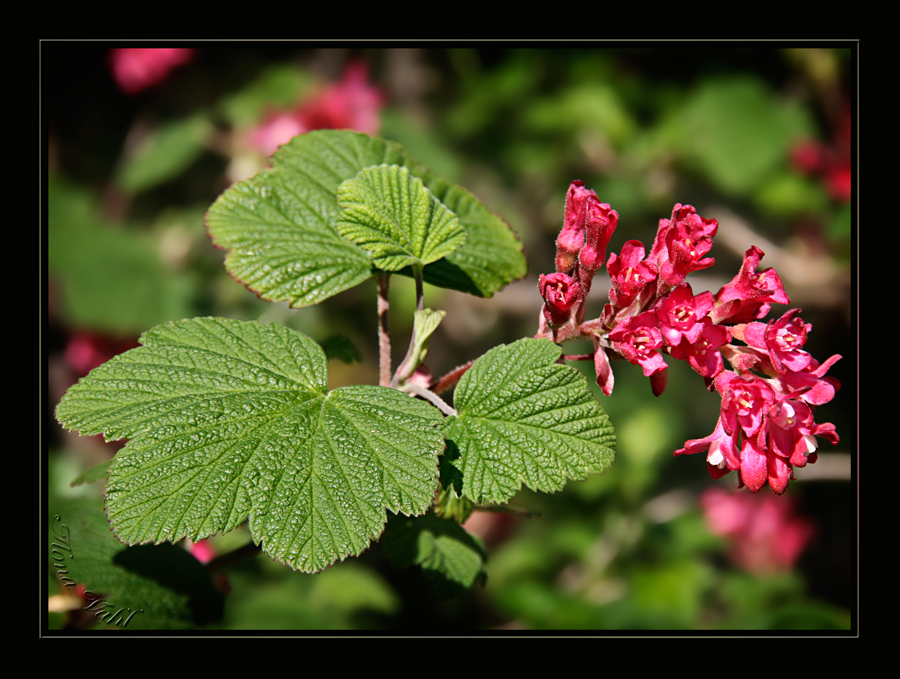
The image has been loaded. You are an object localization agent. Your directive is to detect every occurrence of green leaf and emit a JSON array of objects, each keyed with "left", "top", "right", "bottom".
[
  {"left": 664, "top": 75, "right": 814, "bottom": 196},
  {"left": 205, "top": 130, "right": 525, "bottom": 306},
  {"left": 70, "top": 460, "right": 112, "bottom": 487},
  {"left": 319, "top": 334, "right": 363, "bottom": 364},
  {"left": 443, "top": 338, "right": 615, "bottom": 505},
  {"left": 382, "top": 513, "right": 488, "bottom": 598},
  {"left": 116, "top": 114, "right": 213, "bottom": 194},
  {"left": 335, "top": 164, "right": 465, "bottom": 271},
  {"left": 55, "top": 317, "right": 446, "bottom": 573}
]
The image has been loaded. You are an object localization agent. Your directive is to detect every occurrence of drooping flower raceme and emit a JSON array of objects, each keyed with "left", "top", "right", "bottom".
[{"left": 535, "top": 180, "right": 841, "bottom": 494}]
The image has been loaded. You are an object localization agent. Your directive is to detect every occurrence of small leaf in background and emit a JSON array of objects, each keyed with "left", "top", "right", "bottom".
[
  {"left": 116, "top": 114, "right": 213, "bottom": 194},
  {"left": 444, "top": 338, "right": 616, "bottom": 505},
  {"left": 55, "top": 317, "right": 446, "bottom": 573},
  {"left": 69, "top": 460, "right": 112, "bottom": 487},
  {"left": 666, "top": 75, "right": 814, "bottom": 196},
  {"left": 336, "top": 164, "right": 466, "bottom": 272},
  {"left": 382, "top": 512, "right": 488, "bottom": 599},
  {"left": 48, "top": 496, "right": 224, "bottom": 630}
]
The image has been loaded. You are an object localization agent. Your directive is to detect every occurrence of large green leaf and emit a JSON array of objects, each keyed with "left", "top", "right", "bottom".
[
  {"left": 335, "top": 164, "right": 465, "bottom": 271},
  {"left": 55, "top": 317, "right": 446, "bottom": 573},
  {"left": 205, "top": 130, "right": 525, "bottom": 306},
  {"left": 444, "top": 338, "right": 615, "bottom": 505}
]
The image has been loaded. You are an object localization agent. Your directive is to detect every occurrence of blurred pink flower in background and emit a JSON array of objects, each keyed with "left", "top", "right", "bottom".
[
  {"left": 247, "top": 61, "right": 383, "bottom": 156},
  {"left": 790, "top": 103, "right": 851, "bottom": 202},
  {"left": 64, "top": 332, "right": 140, "bottom": 377},
  {"left": 109, "top": 48, "right": 195, "bottom": 95},
  {"left": 700, "top": 487, "right": 815, "bottom": 574}
]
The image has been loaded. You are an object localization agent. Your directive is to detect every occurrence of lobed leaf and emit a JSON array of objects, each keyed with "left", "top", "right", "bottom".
[
  {"left": 55, "top": 317, "right": 446, "bottom": 573},
  {"left": 335, "top": 164, "right": 465, "bottom": 271},
  {"left": 205, "top": 130, "right": 525, "bottom": 306},
  {"left": 443, "top": 338, "right": 616, "bottom": 505}
]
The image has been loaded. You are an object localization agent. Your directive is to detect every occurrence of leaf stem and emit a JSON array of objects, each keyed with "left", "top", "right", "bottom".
[
  {"left": 432, "top": 359, "right": 475, "bottom": 395},
  {"left": 376, "top": 272, "right": 392, "bottom": 388},
  {"left": 401, "top": 382, "right": 457, "bottom": 416},
  {"left": 390, "top": 263, "right": 426, "bottom": 388},
  {"left": 414, "top": 262, "right": 425, "bottom": 311}
]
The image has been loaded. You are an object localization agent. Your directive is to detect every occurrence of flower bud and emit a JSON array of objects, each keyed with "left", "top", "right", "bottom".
[{"left": 539, "top": 272, "right": 581, "bottom": 327}]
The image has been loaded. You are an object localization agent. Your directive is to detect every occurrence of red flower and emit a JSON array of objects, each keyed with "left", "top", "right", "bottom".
[
  {"left": 655, "top": 283, "right": 714, "bottom": 347},
  {"left": 609, "top": 311, "right": 668, "bottom": 385},
  {"left": 739, "top": 308, "right": 812, "bottom": 374},
  {"left": 711, "top": 246, "right": 790, "bottom": 324},
  {"left": 669, "top": 323, "right": 729, "bottom": 382},
  {"left": 683, "top": 369, "right": 841, "bottom": 494},
  {"left": 109, "top": 48, "right": 194, "bottom": 95},
  {"left": 675, "top": 417, "right": 740, "bottom": 479},
  {"left": 649, "top": 204, "right": 718, "bottom": 290},
  {"left": 606, "top": 240, "right": 658, "bottom": 309},
  {"left": 538, "top": 272, "right": 582, "bottom": 327}
]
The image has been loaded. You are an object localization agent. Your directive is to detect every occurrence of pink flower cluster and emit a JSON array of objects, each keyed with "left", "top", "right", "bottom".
[
  {"left": 536, "top": 181, "right": 841, "bottom": 494},
  {"left": 247, "top": 61, "right": 383, "bottom": 156},
  {"left": 109, "top": 48, "right": 195, "bottom": 95},
  {"left": 700, "top": 487, "right": 815, "bottom": 573}
]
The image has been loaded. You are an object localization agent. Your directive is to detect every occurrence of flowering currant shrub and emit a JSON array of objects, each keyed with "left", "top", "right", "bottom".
[
  {"left": 54, "top": 130, "right": 838, "bottom": 598},
  {"left": 535, "top": 180, "right": 841, "bottom": 495}
]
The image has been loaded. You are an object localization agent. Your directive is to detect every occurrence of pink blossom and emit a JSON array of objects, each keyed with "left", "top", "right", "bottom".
[
  {"left": 691, "top": 370, "right": 840, "bottom": 494},
  {"left": 669, "top": 323, "right": 729, "bottom": 381},
  {"left": 609, "top": 311, "right": 668, "bottom": 386},
  {"left": 711, "top": 246, "right": 790, "bottom": 324},
  {"left": 766, "top": 398, "right": 838, "bottom": 469},
  {"left": 109, "top": 48, "right": 194, "bottom": 95},
  {"left": 592, "top": 342, "right": 615, "bottom": 396},
  {"left": 778, "top": 353, "right": 842, "bottom": 406},
  {"left": 649, "top": 204, "right": 718, "bottom": 290},
  {"left": 606, "top": 240, "right": 658, "bottom": 308},
  {"left": 739, "top": 308, "right": 812, "bottom": 374},
  {"left": 675, "top": 417, "right": 740, "bottom": 479},
  {"left": 700, "top": 487, "right": 815, "bottom": 574},
  {"left": 554, "top": 181, "right": 589, "bottom": 274},
  {"left": 718, "top": 371, "right": 776, "bottom": 440},
  {"left": 539, "top": 272, "right": 582, "bottom": 327},
  {"left": 655, "top": 283, "right": 715, "bottom": 347}
]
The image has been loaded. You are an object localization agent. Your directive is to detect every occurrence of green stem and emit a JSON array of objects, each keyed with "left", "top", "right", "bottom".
[
  {"left": 391, "top": 263, "right": 426, "bottom": 388},
  {"left": 414, "top": 262, "right": 425, "bottom": 311}
]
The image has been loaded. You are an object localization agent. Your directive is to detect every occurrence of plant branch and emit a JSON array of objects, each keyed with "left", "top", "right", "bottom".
[{"left": 376, "top": 272, "right": 392, "bottom": 388}]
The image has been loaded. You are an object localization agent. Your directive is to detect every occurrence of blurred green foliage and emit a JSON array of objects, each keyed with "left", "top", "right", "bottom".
[{"left": 45, "top": 44, "right": 854, "bottom": 633}]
